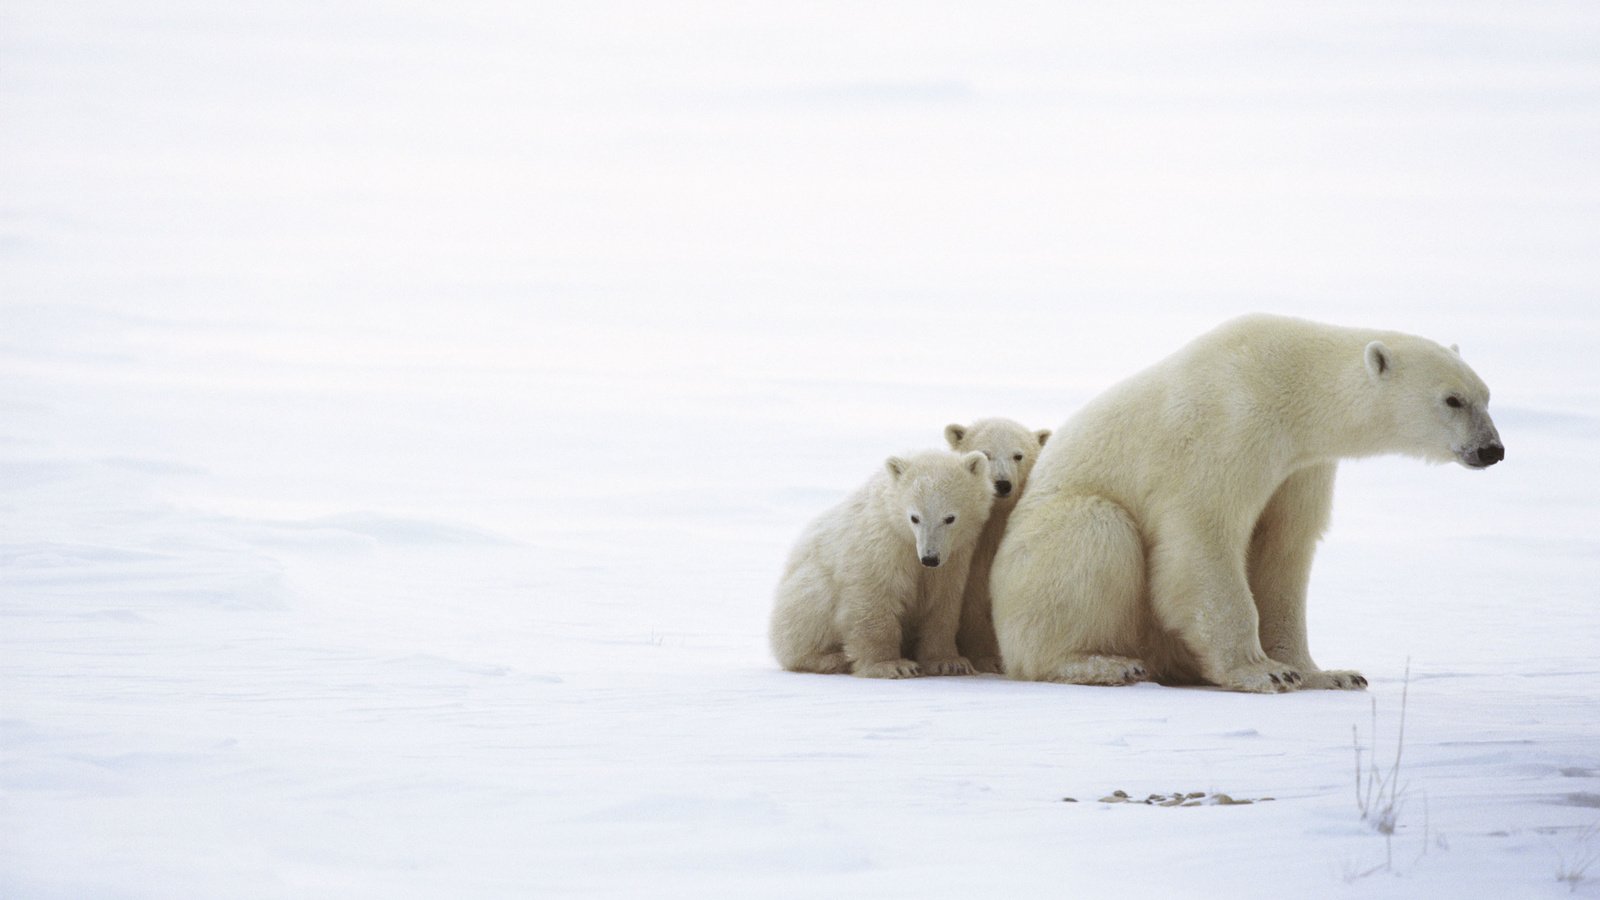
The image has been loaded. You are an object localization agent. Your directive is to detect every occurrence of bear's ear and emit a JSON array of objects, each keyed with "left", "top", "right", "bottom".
[
  {"left": 1035, "top": 429, "right": 1051, "bottom": 446},
  {"left": 1450, "top": 343, "right": 1461, "bottom": 356},
  {"left": 962, "top": 451, "right": 987, "bottom": 477},
  {"left": 1364, "top": 341, "right": 1392, "bottom": 380},
  {"left": 944, "top": 424, "right": 966, "bottom": 448},
  {"left": 885, "top": 456, "right": 908, "bottom": 480}
]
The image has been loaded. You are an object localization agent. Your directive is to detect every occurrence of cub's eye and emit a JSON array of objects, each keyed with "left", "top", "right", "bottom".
[
  {"left": 910, "top": 515, "right": 920, "bottom": 524},
  {"left": 943, "top": 515, "right": 956, "bottom": 524},
  {"left": 1012, "top": 453, "right": 1023, "bottom": 461},
  {"left": 1445, "top": 396, "right": 1464, "bottom": 409}
]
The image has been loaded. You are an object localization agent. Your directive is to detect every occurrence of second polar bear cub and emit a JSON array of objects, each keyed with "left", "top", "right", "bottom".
[
  {"left": 943, "top": 418, "right": 1050, "bottom": 673},
  {"left": 770, "top": 450, "right": 994, "bottom": 678}
]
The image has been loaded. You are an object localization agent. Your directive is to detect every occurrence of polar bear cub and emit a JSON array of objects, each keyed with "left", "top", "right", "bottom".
[
  {"left": 943, "top": 418, "right": 1050, "bottom": 673},
  {"left": 991, "top": 313, "right": 1505, "bottom": 693},
  {"left": 771, "top": 450, "right": 995, "bottom": 678}
]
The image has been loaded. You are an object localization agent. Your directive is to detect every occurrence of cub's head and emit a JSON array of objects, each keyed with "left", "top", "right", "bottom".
[
  {"left": 1364, "top": 337, "right": 1503, "bottom": 469},
  {"left": 883, "top": 450, "right": 993, "bottom": 567},
  {"left": 944, "top": 418, "right": 1052, "bottom": 501}
]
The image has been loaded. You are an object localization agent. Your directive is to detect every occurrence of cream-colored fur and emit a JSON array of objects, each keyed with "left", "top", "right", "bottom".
[
  {"left": 992, "top": 314, "right": 1504, "bottom": 693},
  {"left": 943, "top": 418, "right": 1050, "bottom": 673},
  {"left": 771, "top": 450, "right": 995, "bottom": 678}
]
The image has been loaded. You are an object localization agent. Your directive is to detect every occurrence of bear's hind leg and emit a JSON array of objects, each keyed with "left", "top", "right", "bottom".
[
  {"left": 1039, "top": 654, "right": 1149, "bottom": 686},
  {"left": 992, "top": 494, "right": 1149, "bottom": 684},
  {"left": 770, "top": 570, "right": 849, "bottom": 674},
  {"left": 788, "top": 650, "right": 853, "bottom": 674}
]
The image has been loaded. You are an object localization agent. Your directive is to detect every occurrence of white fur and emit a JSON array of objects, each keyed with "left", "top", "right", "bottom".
[
  {"left": 943, "top": 418, "right": 1050, "bottom": 673},
  {"left": 991, "top": 314, "right": 1504, "bottom": 693},
  {"left": 771, "top": 450, "right": 995, "bottom": 678}
]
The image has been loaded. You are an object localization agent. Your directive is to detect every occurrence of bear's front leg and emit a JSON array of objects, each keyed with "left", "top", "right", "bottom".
[
  {"left": 956, "top": 552, "right": 1003, "bottom": 674},
  {"left": 1150, "top": 528, "right": 1303, "bottom": 693},
  {"left": 841, "top": 592, "right": 921, "bottom": 678},
  {"left": 913, "top": 561, "right": 975, "bottom": 676},
  {"left": 1248, "top": 464, "right": 1366, "bottom": 691}
]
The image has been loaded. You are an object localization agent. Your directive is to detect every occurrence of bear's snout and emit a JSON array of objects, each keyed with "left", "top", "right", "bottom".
[
  {"left": 1468, "top": 443, "right": 1504, "bottom": 468},
  {"left": 994, "top": 480, "right": 1013, "bottom": 497},
  {"left": 920, "top": 554, "right": 941, "bottom": 568}
]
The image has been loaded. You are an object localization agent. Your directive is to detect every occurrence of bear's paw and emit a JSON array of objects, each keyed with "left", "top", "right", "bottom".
[
  {"left": 968, "top": 656, "right": 1004, "bottom": 675},
  {"left": 920, "top": 656, "right": 975, "bottom": 677},
  {"left": 1043, "top": 655, "right": 1149, "bottom": 686},
  {"left": 1302, "top": 669, "right": 1367, "bottom": 691},
  {"left": 1220, "top": 661, "right": 1304, "bottom": 693},
  {"left": 854, "top": 659, "right": 923, "bottom": 679}
]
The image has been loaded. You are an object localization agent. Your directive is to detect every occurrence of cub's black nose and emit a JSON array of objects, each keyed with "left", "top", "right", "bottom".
[
  {"left": 1472, "top": 443, "right": 1504, "bottom": 467},
  {"left": 920, "top": 554, "right": 941, "bottom": 568},
  {"left": 994, "top": 480, "right": 1013, "bottom": 497}
]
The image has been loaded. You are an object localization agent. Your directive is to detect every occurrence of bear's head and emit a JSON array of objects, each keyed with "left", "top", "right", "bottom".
[
  {"left": 1364, "top": 337, "right": 1504, "bottom": 469},
  {"left": 883, "top": 450, "right": 993, "bottom": 567},
  {"left": 944, "top": 418, "right": 1052, "bottom": 501}
]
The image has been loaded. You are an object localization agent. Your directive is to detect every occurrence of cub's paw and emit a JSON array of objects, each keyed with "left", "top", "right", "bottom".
[
  {"left": 1220, "top": 661, "right": 1303, "bottom": 694},
  {"left": 969, "top": 656, "right": 1005, "bottom": 675},
  {"left": 1302, "top": 669, "right": 1368, "bottom": 691},
  {"left": 853, "top": 659, "right": 922, "bottom": 679},
  {"left": 920, "top": 656, "right": 975, "bottom": 677}
]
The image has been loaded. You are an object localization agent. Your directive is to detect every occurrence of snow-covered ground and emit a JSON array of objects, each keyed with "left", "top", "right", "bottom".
[{"left": 4, "top": 2, "right": 1599, "bottom": 896}]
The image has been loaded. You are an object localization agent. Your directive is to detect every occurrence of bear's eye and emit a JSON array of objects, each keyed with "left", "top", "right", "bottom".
[
  {"left": 1012, "top": 453, "right": 1023, "bottom": 462},
  {"left": 1445, "top": 396, "right": 1464, "bottom": 409},
  {"left": 943, "top": 515, "right": 956, "bottom": 524},
  {"left": 909, "top": 515, "right": 920, "bottom": 524}
]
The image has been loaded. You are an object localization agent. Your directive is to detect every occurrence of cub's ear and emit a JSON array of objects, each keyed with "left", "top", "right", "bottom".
[
  {"left": 962, "top": 450, "right": 988, "bottom": 477},
  {"left": 1449, "top": 343, "right": 1461, "bottom": 356},
  {"left": 885, "top": 456, "right": 908, "bottom": 480},
  {"left": 1364, "top": 341, "right": 1392, "bottom": 380},
  {"left": 944, "top": 423, "right": 966, "bottom": 448},
  {"left": 1035, "top": 428, "right": 1052, "bottom": 446}
]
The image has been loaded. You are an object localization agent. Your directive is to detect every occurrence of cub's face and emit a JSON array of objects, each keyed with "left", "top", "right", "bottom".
[
  {"left": 1365, "top": 339, "right": 1504, "bottom": 469},
  {"left": 885, "top": 452, "right": 991, "bottom": 567},
  {"left": 944, "top": 419, "right": 1052, "bottom": 501}
]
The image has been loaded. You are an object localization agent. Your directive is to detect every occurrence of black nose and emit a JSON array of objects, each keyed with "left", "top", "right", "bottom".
[
  {"left": 920, "top": 554, "right": 940, "bottom": 568},
  {"left": 1472, "top": 443, "right": 1504, "bottom": 467},
  {"left": 994, "top": 480, "right": 1012, "bottom": 497}
]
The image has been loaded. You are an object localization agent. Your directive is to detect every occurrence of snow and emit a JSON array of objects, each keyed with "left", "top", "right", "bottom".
[{"left": 3, "top": 1, "right": 1599, "bottom": 896}]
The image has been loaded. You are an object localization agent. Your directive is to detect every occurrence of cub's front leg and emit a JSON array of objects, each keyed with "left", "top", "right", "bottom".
[
  {"left": 957, "top": 551, "right": 1004, "bottom": 673},
  {"left": 914, "top": 558, "right": 975, "bottom": 676},
  {"left": 841, "top": 586, "right": 921, "bottom": 678}
]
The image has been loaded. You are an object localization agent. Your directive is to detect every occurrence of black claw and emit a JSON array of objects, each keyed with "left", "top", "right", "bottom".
[
  {"left": 1269, "top": 673, "right": 1281, "bottom": 685},
  {"left": 1354, "top": 676, "right": 1368, "bottom": 687},
  {"left": 1287, "top": 671, "right": 1301, "bottom": 684}
]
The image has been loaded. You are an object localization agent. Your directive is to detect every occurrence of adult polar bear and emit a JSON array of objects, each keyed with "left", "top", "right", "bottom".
[{"left": 991, "top": 314, "right": 1504, "bottom": 693}]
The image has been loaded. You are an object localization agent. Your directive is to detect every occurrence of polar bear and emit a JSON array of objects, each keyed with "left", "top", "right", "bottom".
[
  {"left": 991, "top": 314, "right": 1504, "bottom": 693},
  {"left": 943, "top": 418, "right": 1050, "bottom": 673},
  {"left": 771, "top": 450, "right": 994, "bottom": 678}
]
